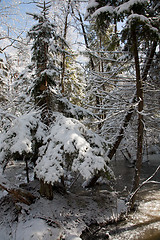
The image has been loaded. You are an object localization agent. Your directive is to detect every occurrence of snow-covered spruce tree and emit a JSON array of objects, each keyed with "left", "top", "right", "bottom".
[
  {"left": 28, "top": 1, "right": 113, "bottom": 198},
  {"left": 35, "top": 112, "right": 112, "bottom": 193},
  {"left": 0, "top": 1, "right": 61, "bottom": 197},
  {"left": 27, "top": 1, "right": 63, "bottom": 120},
  {"left": 0, "top": 110, "right": 112, "bottom": 199},
  {"left": 0, "top": 1, "right": 113, "bottom": 200},
  {"left": 25, "top": 1, "right": 66, "bottom": 197}
]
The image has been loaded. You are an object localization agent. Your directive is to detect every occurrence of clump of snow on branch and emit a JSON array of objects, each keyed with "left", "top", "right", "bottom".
[
  {"left": 35, "top": 113, "right": 110, "bottom": 184},
  {"left": 116, "top": 0, "right": 148, "bottom": 14},
  {"left": 127, "top": 14, "right": 160, "bottom": 37},
  {"left": 128, "top": 14, "right": 150, "bottom": 24},
  {"left": 85, "top": 0, "right": 99, "bottom": 18},
  {"left": 86, "top": 0, "right": 99, "bottom": 10},
  {"left": 92, "top": 5, "right": 114, "bottom": 18},
  {"left": 86, "top": 0, "right": 149, "bottom": 19}
]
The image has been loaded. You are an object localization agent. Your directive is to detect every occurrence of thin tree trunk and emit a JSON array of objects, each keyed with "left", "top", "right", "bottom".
[
  {"left": 77, "top": 9, "right": 106, "bottom": 131},
  {"left": 98, "top": 33, "right": 106, "bottom": 130},
  {"left": 107, "top": 102, "right": 135, "bottom": 160},
  {"left": 77, "top": 9, "right": 95, "bottom": 70},
  {"left": 40, "top": 180, "right": 53, "bottom": 200},
  {"left": 24, "top": 156, "right": 29, "bottom": 183},
  {"left": 141, "top": 41, "right": 157, "bottom": 81},
  {"left": 130, "top": 27, "right": 144, "bottom": 209},
  {"left": 61, "top": 0, "right": 71, "bottom": 94}
]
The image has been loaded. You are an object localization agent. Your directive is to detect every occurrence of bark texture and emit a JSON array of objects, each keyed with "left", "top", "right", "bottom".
[
  {"left": 40, "top": 180, "right": 53, "bottom": 200},
  {"left": 131, "top": 26, "right": 144, "bottom": 209}
]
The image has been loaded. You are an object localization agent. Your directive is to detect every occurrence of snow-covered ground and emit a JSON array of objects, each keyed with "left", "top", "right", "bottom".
[
  {"left": 85, "top": 187, "right": 160, "bottom": 240},
  {"left": 81, "top": 152, "right": 160, "bottom": 240},
  {"left": 0, "top": 161, "right": 127, "bottom": 240},
  {"left": 1, "top": 151, "right": 159, "bottom": 240}
]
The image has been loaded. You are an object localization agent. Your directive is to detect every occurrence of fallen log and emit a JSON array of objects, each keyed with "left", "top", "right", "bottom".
[{"left": 0, "top": 183, "right": 36, "bottom": 205}]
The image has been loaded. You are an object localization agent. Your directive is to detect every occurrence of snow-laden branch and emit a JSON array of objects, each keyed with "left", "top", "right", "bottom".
[{"left": 35, "top": 112, "right": 112, "bottom": 185}]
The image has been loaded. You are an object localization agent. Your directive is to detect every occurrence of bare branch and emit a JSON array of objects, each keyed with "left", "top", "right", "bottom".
[{"left": 129, "top": 165, "right": 160, "bottom": 206}]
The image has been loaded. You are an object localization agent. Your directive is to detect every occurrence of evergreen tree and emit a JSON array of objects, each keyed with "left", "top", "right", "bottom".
[
  {"left": 27, "top": 1, "right": 65, "bottom": 123},
  {"left": 0, "top": 1, "right": 113, "bottom": 199}
]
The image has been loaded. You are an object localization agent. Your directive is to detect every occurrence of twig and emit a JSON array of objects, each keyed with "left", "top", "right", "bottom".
[
  {"left": 129, "top": 165, "right": 160, "bottom": 205},
  {"left": 69, "top": 173, "right": 81, "bottom": 189},
  {"left": 35, "top": 215, "right": 62, "bottom": 228}
]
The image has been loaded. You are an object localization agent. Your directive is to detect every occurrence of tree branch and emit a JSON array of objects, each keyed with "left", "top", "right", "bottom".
[{"left": 129, "top": 165, "right": 160, "bottom": 207}]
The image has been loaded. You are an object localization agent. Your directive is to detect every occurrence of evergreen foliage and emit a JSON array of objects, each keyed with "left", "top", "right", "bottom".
[
  {"left": 35, "top": 112, "right": 112, "bottom": 185},
  {"left": 27, "top": 1, "right": 65, "bottom": 112}
]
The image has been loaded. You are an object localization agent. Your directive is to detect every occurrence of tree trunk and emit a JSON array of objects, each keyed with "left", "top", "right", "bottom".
[
  {"left": 24, "top": 156, "right": 29, "bottom": 183},
  {"left": 61, "top": 0, "right": 71, "bottom": 94},
  {"left": 76, "top": 9, "right": 95, "bottom": 70},
  {"left": 40, "top": 180, "right": 53, "bottom": 200},
  {"left": 98, "top": 33, "right": 106, "bottom": 130},
  {"left": 130, "top": 27, "right": 144, "bottom": 209}
]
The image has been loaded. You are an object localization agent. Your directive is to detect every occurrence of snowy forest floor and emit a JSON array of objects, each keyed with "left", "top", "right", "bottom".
[
  {"left": 0, "top": 161, "right": 127, "bottom": 240},
  {"left": 0, "top": 150, "right": 160, "bottom": 240}
]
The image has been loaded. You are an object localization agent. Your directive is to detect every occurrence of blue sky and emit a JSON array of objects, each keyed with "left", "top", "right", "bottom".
[
  {"left": 0, "top": 0, "right": 40, "bottom": 59},
  {"left": 0, "top": 0, "right": 39, "bottom": 38}
]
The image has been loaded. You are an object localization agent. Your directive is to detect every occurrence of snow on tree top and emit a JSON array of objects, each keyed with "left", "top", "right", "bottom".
[
  {"left": 92, "top": 5, "right": 114, "bottom": 18},
  {"left": 85, "top": 0, "right": 99, "bottom": 19},
  {"left": 116, "top": 0, "right": 148, "bottom": 14},
  {"left": 86, "top": 0, "right": 149, "bottom": 18},
  {"left": 86, "top": 0, "right": 99, "bottom": 10},
  {"left": 128, "top": 13, "right": 150, "bottom": 23}
]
